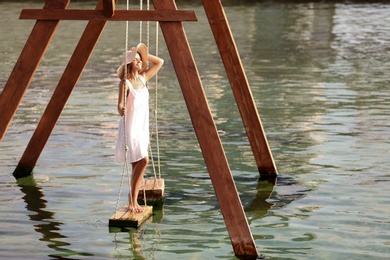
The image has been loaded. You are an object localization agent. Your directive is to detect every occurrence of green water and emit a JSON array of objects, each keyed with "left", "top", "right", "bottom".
[{"left": 1, "top": 1, "right": 389, "bottom": 259}]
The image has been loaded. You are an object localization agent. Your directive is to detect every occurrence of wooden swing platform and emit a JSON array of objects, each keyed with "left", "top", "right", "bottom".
[
  {"left": 109, "top": 205, "right": 153, "bottom": 228},
  {"left": 138, "top": 178, "right": 164, "bottom": 200}
]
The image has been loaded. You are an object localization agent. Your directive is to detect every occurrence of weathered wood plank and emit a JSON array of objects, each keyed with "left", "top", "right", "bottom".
[
  {"left": 13, "top": 0, "right": 112, "bottom": 178},
  {"left": 20, "top": 9, "right": 197, "bottom": 22},
  {"left": 109, "top": 205, "right": 153, "bottom": 228},
  {"left": 152, "top": 0, "right": 258, "bottom": 257},
  {"left": 138, "top": 178, "right": 164, "bottom": 200},
  {"left": 0, "top": 0, "right": 70, "bottom": 141},
  {"left": 202, "top": 0, "right": 278, "bottom": 180}
]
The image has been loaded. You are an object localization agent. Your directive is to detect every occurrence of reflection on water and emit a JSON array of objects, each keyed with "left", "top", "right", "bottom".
[
  {"left": 16, "top": 176, "right": 93, "bottom": 259},
  {"left": 1, "top": 1, "right": 390, "bottom": 259}
]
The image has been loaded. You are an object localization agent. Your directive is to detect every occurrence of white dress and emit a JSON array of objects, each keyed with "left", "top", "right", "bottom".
[{"left": 114, "top": 76, "right": 149, "bottom": 163}]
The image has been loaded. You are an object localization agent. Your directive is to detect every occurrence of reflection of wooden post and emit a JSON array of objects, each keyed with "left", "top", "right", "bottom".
[
  {"left": 152, "top": 0, "right": 258, "bottom": 258},
  {"left": 202, "top": 0, "right": 278, "bottom": 180},
  {"left": 0, "top": 0, "right": 70, "bottom": 141},
  {"left": 13, "top": 0, "right": 110, "bottom": 178}
]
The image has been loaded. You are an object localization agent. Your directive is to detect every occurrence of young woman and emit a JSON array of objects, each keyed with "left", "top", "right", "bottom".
[{"left": 114, "top": 43, "right": 164, "bottom": 213}]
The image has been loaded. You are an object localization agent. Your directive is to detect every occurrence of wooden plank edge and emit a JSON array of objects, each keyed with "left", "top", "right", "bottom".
[
  {"left": 138, "top": 179, "right": 165, "bottom": 199},
  {"left": 140, "top": 178, "right": 165, "bottom": 191}
]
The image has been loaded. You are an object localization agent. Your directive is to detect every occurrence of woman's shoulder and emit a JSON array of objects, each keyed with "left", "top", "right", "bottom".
[
  {"left": 124, "top": 79, "right": 130, "bottom": 85},
  {"left": 138, "top": 74, "right": 147, "bottom": 84},
  {"left": 139, "top": 73, "right": 146, "bottom": 78},
  {"left": 122, "top": 79, "right": 132, "bottom": 91}
]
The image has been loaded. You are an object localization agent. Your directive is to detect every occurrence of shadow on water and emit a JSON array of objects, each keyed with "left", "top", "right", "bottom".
[
  {"left": 246, "top": 179, "right": 276, "bottom": 219},
  {"left": 245, "top": 175, "right": 308, "bottom": 223},
  {"left": 174, "top": 173, "right": 308, "bottom": 226},
  {"left": 16, "top": 175, "right": 94, "bottom": 259}
]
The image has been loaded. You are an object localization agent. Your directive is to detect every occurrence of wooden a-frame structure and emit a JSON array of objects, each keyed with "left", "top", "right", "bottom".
[{"left": 0, "top": 0, "right": 278, "bottom": 258}]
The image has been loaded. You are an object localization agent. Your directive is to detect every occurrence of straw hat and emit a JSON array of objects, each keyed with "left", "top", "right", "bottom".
[{"left": 117, "top": 43, "right": 148, "bottom": 79}]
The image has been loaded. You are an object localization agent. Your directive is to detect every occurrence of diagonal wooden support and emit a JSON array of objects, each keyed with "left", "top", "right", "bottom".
[
  {"left": 0, "top": 0, "right": 70, "bottom": 141},
  {"left": 152, "top": 0, "right": 258, "bottom": 258},
  {"left": 202, "top": 0, "right": 277, "bottom": 180},
  {"left": 13, "top": 0, "right": 114, "bottom": 178}
]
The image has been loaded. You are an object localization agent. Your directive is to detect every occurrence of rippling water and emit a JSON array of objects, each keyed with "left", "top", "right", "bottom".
[{"left": 1, "top": 1, "right": 389, "bottom": 259}]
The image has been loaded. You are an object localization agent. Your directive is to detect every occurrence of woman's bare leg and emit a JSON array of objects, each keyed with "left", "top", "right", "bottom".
[{"left": 128, "top": 156, "right": 149, "bottom": 212}]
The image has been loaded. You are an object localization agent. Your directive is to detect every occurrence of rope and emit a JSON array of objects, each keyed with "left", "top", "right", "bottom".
[
  {"left": 141, "top": 0, "right": 148, "bottom": 207},
  {"left": 146, "top": 1, "right": 162, "bottom": 189},
  {"left": 146, "top": 0, "right": 150, "bottom": 48},
  {"left": 155, "top": 20, "right": 161, "bottom": 180},
  {"left": 139, "top": 0, "right": 143, "bottom": 43},
  {"left": 145, "top": 0, "right": 156, "bottom": 184},
  {"left": 115, "top": 0, "right": 133, "bottom": 216},
  {"left": 114, "top": 161, "right": 127, "bottom": 215},
  {"left": 153, "top": 19, "right": 162, "bottom": 180}
]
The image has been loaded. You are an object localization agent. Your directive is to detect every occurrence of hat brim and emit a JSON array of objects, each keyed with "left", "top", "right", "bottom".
[
  {"left": 117, "top": 43, "right": 148, "bottom": 79},
  {"left": 136, "top": 43, "right": 148, "bottom": 73}
]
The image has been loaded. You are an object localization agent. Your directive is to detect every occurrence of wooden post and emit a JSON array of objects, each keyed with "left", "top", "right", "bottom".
[
  {"left": 0, "top": 0, "right": 70, "bottom": 141},
  {"left": 202, "top": 0, "right": 278, "bottom": 180},
  {"left": 152, "top": 0, "right": 258, "bottom": 257},
  {"left": 13, "top": 0, "right": 113, "bottom": 178},
  {"left": 102, "top": 0, "right": 115, "bottom": 17}
]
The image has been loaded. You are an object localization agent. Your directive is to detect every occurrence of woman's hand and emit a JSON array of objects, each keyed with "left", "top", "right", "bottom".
[
  {"left": 118, "top": 104, "right": 126, "bottom": 116},
  {"left": 143, "top": 54, "right": 164, "bottom": 81}
]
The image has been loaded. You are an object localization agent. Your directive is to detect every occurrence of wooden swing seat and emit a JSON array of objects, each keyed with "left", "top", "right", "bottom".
[
  {"left": 138, "top": 178, "right": 164, "bottom": 200},
  {"left": 109, "top": 205, "right": 153, "bottom": 228}
]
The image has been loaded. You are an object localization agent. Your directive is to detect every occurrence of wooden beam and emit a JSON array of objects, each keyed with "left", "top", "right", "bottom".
[
  {"left": 202, "top": 0, "right": 278, "bottom": 180},
  {"left": 0, "top": 0, "right": 70, "bottom": 141},
  {"left": 13, "top": 0, "right": 113, "bottom": 178},
  {"left": 102, "top": 0, "right": 115, "bottom": 18},
  {"left": 152, "top": 0, "right": 258, "bottom": 258},
  {"left": 20, "top": 9, "right": 197, "bottom": 22}
]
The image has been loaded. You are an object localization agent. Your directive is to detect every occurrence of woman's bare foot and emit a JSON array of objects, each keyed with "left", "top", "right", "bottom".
[
  {"left": 134, "top": 203, "right": 144, "bottom": 213},
  {"left": 128, "top": 203, "right": 144, "bottom": 213}
]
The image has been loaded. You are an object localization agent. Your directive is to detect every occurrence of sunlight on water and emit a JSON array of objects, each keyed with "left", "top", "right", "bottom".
[{"left": 1, "top": 1, "right": 390, "bottom": 259}]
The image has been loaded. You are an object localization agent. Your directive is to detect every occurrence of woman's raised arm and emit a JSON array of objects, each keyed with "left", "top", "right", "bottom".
[{"left": 143, "top": 54, "right": 164, "bottom": 81}]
